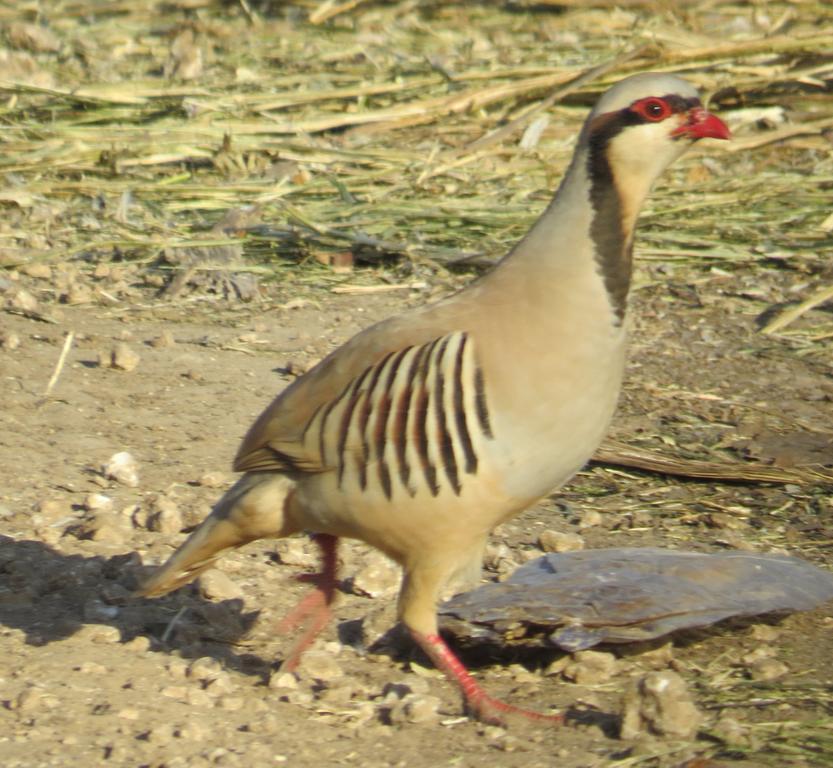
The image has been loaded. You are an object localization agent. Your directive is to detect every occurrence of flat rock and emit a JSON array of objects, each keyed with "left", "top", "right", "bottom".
[{"left": 440, "top": 548, "right": 833, "bottom": 651}]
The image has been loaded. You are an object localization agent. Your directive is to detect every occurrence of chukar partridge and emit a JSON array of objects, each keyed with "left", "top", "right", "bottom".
[{"left": 139, "top": 73, "right": 729, "bottom": 723}]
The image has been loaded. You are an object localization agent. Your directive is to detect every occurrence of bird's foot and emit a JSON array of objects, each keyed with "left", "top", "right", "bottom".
[
  {"left": 410, "top": 630, "right": 564, "bottom": 726},
  {"left": 276, "top": 534, "right": 339, "bottom": 671}
]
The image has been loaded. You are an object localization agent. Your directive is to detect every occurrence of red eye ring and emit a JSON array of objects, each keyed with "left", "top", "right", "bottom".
[{"left": 632, "top": 97, "right": 671, "bottom": 122}]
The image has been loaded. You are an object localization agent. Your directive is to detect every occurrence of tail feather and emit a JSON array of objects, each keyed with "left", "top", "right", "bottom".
[{"left": 137, "top": 472, "right": 296, "bottom": 598}]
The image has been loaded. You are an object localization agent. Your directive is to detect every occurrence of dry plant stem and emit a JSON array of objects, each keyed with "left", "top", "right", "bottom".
[
  {"left": 411, "top": 630, "right": 564, "bottom": 725},
  {"left": 309, "top": 0, "right": 370, "bottom": 25},
  {"left": 593, "top": 439, "right": 833, "bottom": 485},
  {"left": 278, "top": 534, "right": 339, "bottom": 671},
  {"left": 761, "top": 283, "right": 833, "bottom": 335},
  {"left": 42, "top": 330, "right": 75, "bottom": 398}
]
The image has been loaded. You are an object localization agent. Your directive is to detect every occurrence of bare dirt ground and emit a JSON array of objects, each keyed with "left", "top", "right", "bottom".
[
  {"left": 2, "top": 263, "right": 833, "bottom": 768},
  {"left": 1, "top": 1, "right": 833, "bottom": 767}
]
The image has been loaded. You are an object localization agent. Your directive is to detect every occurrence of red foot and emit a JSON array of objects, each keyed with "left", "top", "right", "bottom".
[
  {"left": 276, "top": 534, "right": 339, "bottom": 671},
  {"left": 411, "top": 630, "right": 564, "bottom": 725}
]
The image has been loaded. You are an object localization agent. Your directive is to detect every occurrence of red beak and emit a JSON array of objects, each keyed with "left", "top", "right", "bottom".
[{"left": 672, "top": 107, "right": 731, "bottom": 141}]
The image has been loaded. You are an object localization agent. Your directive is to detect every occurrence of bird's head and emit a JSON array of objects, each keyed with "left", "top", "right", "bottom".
[{"left": 581, "top": 72, "right": 730, "bottom": 226}]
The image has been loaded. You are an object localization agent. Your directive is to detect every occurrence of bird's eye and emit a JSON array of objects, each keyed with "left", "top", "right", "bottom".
[{"left": 633, "top": 98, "right": 671, "bottom": 122}]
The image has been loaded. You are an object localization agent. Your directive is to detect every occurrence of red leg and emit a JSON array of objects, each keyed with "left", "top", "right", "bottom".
[
  {"left": 410, "top": 630, "right": 564, "bottom": 725},
  {"left": 277, "top": 534, "right": 339, "bottom": 671}
]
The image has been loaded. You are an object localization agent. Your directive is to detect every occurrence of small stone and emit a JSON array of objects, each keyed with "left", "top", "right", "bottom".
[
  {"left": 187, "top": 656, "right": 223, "bottom": 681},
  {"left": 1, "top": 331, "right": 20, "bottom": 349},
  {"left": 123, "top": 635, "right": 151, "bottom": 653},
  {"left": 103, "top": 451, "right": 140, "bottom": 487},
  {"left": 77, "top": 661, "right": 108, "bottom": 675},
  {"left": 33, "top": 498, "right": 70, "bottom": 524},
  {"left": 205, "top": 673, "right": 237, "bottom": 697},
  {"left": 72, "top": 510, "right": 129, "bottom": 544},
  {"left": 747, "top": 658, "right": 789, "bottom": 681},
  {"left": 177, "top": 720, "right": 210, "bottom": 741},
  {"left": 620, "top": 670, "right": 702, "bottom": 740},
  {"left": 274, "top": 538, "right": 316, "bottom": 567},
  {"left": 268, "top": 672, "right": 299, "bottom": 691},
  {"left": 198, "top": 570, "right": 244, "bottom": 601},
  {"left": 14, "top": 686, "right": 45, "bottom": 712},
  {"left": 21, "top": 262, "right": 52, "bottom": 279},
  {"left": 64, "top": 282, "right": 93, "bottom": 305},
  {"left": 563, "top": 650, "right": 619, "bottom": 685},
  {"left": 741, "top": 645, "right": 776, "bottom": 665},
  {"left": 388, "top": 693, "right": 441, "bottom": 725},
  {"left": 161, "top": 685, "right": 188, "bottom": 700},
  {"left": 8, "top": 288, "right": 38, "bottom": 313},
  {"left": 712, "top": 714, "right": 751, "bottom": 746},
  {"left": 748, "top": 624, "right": 780, "bottom": 643},
  {"left": 348, "top": 551, "right": 401, "bottom": 598},
  {"left": 508, "top": 664, "right": 540, "bottom": 684},
  {"left": 217, "top": 696, "right": 244, "bottom": 711},
  {"left": 148, "top": 503, "right": 183, "bottom": 534},
  {"left": 197, "top": 471, "right": 228, "bottom": 489},
  {"left": 296, "top": 650, "right": 343, "bottom": 685},
  {"left": 538, "top": 530, "right": 584, "bottom": 553},
  {"left": 578, "top": 509, "right": 604, "bottom": 528},
  {"left": 625, "top": 641, "right": 674, "bottom": 670},
  {"left": 110, "top": 342, "right": 140, "bottom": 371},
  {"left": 75, "top": 624, "right": 122, "bottom": 644},
  {"left": 117, "top": 707, "right": 140, "bottom": 720},
  {"left": 185, "top": 688, "right": 214, "bottom": 707},
  {"left": 150, "top": 329, "right": 176, "bottom": 348},
  {"left": 84, "top": 493, "right": 113, "bottom": 513}
]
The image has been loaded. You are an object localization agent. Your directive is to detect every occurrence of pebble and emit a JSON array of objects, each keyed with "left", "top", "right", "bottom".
[
  {"left": 198, "top": 570, "right": 244, "bottom": 601},
  {"left": 578, "top": 509, "right": 604, "bottom": 528},
  {"left": 33, "top": 498, "right": 71, "bottom": 524},
  {"left": 538, "top": 530, "right": 584, "bottom": 553},
  {"left": 748, "top": 624, "right": 781, "bottom": 643},
  {"left": 1, "top": 330, "right": 20, "bottom": 349},
  {"left": 274, "top": 538, "right": 316, "bottom": 567},
  {"left": 103, "top": 451, "right": 140, "bottom": 487},
  {"left": 84, "top": 493, "right": 114, "bottom": 513},
  {"left": 123, "top": 635, "right": 151, "bottom": 652},
  {"left": 197, "top": 470, "right": 228, "bottom": 489},
  {"left": 150, "top": 329, "right": 176, "bottom": 348},
  {"left": 147, "top": 495, "right": 184, "bottom": 533},
  {"left": 204, "top": 673, "right": 237, "bottom": 697},
  {"left": 625, "top": 641, "right": 674, "bottom": 670},
  {"left": 21, "top": 262, "right": 52, "bottom": 279},
  {"left": 268, "top": 672, "right": 299, "bottom": 691},
  {"left": 712, "top": 713, "right": 752, "bottom": 747},
  {"left": 741, "top": 645, "right": 775, "bottom": 665},
  {"left": 75, "top": 511, "right": 128, "bottom": 545},
  {"left": 387, "top": 693, "right": 442, "bottom": 725},
  {"left": 75, "top": 624, "right": 122, "bottom": 644},
  {"left": 296, "top": 649, "right": 344, "bottom": 684},
  {"left": 77, "top": 661, "right": 108, "bottom": 675},
  {"left": 348, "top": 551, "right": 401, "bottom": 598},
  {"left": 7, "top": 288, "right": 38, "bottom": 313},
  {"left": 217, "top": 696, "right": 244, "bottom": 711},
  {"left": 747, "top": 658, "right": 789, "bottom": 681},
  {"left": 563, "top": 650, "right": 619, "bottom": 685},
  {"left": 110, "top": 342, "right": 140, "bottom": 371},
  {"left": 620, "top": 670, "right": 702, "bottom": 740},
  {"left": 188, "top": 656, "right": 223, "bottom": 681}
]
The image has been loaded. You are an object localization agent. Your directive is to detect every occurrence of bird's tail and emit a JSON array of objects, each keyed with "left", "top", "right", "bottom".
[{"left": 137, "top": 472, "right": 297, "bottom": 597}]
